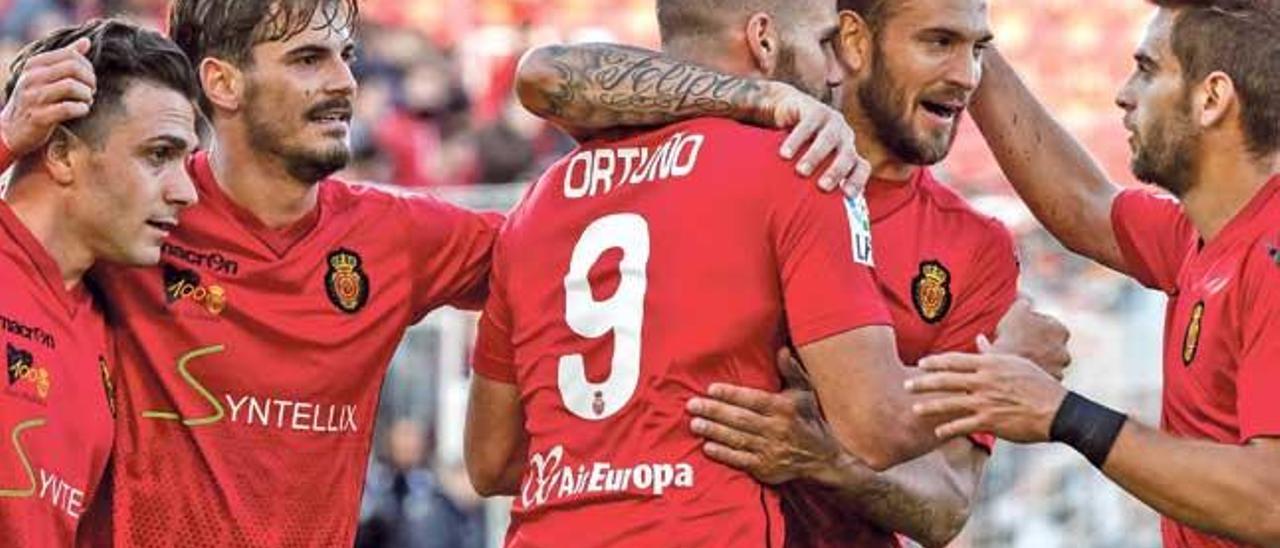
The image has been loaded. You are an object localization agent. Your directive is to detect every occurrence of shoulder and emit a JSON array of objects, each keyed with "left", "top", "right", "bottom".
[{"left": 917, "top": 175, "right": 1015, "bottom": 250}]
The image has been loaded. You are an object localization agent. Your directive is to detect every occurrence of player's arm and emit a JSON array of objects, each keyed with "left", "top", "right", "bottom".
[
  {"left": 910, "top": 353, "right": 1280, "bottom": 545},
  {"left": 516, "top": 43, "right": 867, "bottom": 192},
  {"left": 969, "top": 48, "right": 1126, "bottom": 271},
  {"left": 464, "top": 375, "right": 527, "bottom": 497},
  {"left": 1, "top": 37, "right": 96, "bottom": 172},
  {"left": 793, "top": 327, "right": 945, "bottom": 470},
  {"left": 463, "top": 243, "right": 525, "bottom": 497}
]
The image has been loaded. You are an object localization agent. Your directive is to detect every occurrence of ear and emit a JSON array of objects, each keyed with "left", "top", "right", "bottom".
[
  {"left": 835, "top": 10, "right": 874, "bottom": 77},
  {"left": 200, "top": 57, "right": 246, "bottom": 114},
  {"left": 745, "top": 12, "right": 780, "bottom": 76},
  {"left": 1195, "top": 71, "right": 1236, "bottom": 129},
  {"left": 42, "top": 128, "right": 78, "bottom": 187}
]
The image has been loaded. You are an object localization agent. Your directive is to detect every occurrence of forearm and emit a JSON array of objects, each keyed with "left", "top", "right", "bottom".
[
  {"left": 812, "top": 439, "right": 985, "bottom": 547},
  {"left": 970, "top": 49, "right": 1125, "bottom": 270},
  {"left": 516, "top": 43, "right": 773, "bottom": 139},
  {"left": 1100, "top": 421, "right": 1280, "bottom": 545}
]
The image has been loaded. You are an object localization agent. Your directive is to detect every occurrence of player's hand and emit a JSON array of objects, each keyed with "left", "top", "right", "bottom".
[
  {"left": 0, "top": 38, "right": 95, "bottom": 157},
  {"left": 907, "top": 352, "right": 1067, "bottom": 443},
  {"left": 686, "top": 350, "right": 840, "bottom": 484},
  {"left": 980, "top": 298, "right": 1071, "bottom": 380},
  {"left": 760, "top": 81, "right": 870, "bottom": 197}
]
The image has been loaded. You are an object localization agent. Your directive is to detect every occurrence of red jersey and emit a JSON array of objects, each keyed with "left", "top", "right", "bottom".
[
  {"left": 473, "top": 118, "right": 891, "bottom": 548},
  {"left": 94, "top": 152, "right": 499, "bottom": 546},
  {"left": 0, "top": 203, "right": 115, "bottom": 546},
  {"left": 782, "top": 169, "right": 1018, "bottom": 548},
  {"left": 1111, "top": 177, "right": 1280, "bottom": 548}
]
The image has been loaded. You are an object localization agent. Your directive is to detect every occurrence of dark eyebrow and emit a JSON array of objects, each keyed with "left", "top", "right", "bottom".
[
  {"left": 146, "top": 134, "right": 195, "bottom": 153},
  {"left": 1135, "top": 51, "right": 1158, "bottom": 68},
  {"left": 284, "top": 43, "right": 331, "bottom": 59}
]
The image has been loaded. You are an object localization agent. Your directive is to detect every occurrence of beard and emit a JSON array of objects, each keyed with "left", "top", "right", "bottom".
[
  {"left": 856, "top": 52, "right": 960, "bottom": 166},
  {"left": 1131, "top": 92, "right": 1199, "bottom": 197},
  {"left": 244, "top": 81, "right": 351, "bottom": 184},
  {"left": 774, "top": 44, "right": 833, "bottom": 105}
]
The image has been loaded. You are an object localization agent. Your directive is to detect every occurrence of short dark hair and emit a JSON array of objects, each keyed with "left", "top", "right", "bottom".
[
  {"left": 1151, "top": 0, "right": 1280, "bottom": 156},
  {"left": 3, "top": 18, "right": 199, "bottom": 147},
  {"left": 167, "top": 0, "right": 359, "bottom": 113},
  {"left": 837, "top": 0, "right": 895, "bottom": 34}
]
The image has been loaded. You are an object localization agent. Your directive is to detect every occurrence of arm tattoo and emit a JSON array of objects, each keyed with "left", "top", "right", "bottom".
[{"left": 535, "top": 43, "right": 767, "bottom": 131}]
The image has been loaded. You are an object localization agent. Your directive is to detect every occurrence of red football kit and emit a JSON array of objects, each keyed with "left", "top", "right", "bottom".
[
  {"left": 0, "top": 203, "right": 115, "bottom": 546},
  {"left": 1111, "top": 176, "right": 1280, "bottom": 548},
  {"left": 473, "top": 118, "right": 891, "bottom": 548},
  {"left": 94, "top": 152, "right": 499, "bottom": 546},
  {"left": 782, "top": 168, "right": 1019, "bottom": 548}
]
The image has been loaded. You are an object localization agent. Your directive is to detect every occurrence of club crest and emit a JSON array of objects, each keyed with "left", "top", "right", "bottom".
[
  {"left": 326, "top": 249, "right": 369, "bottom": 314},
  {"left": 912, "top": 261, "right": 952, "bottom": 324}
]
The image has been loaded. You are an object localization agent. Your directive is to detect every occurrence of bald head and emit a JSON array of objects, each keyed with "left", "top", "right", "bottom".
[
  {"left": 657, "top": 0, "right": 805, "bottom": 51},
  {"left": 655, "top": 0, "right": 840, "bottom": 101}
]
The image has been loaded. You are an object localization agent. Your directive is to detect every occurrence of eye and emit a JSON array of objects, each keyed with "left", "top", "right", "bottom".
[
  {"left": 146, "top": 146, "right": 177, "bottom": 167},
  {"left": 297, "top": 54, "right": 321, "bottom": 66}
]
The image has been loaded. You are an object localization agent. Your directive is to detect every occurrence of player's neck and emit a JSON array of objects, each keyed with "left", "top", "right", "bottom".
[
  {"left": 206, "top": 132, "right": 320, "bottom": 230},
  {"left": 863, "top": 142, "right": 917, "bottom": 182},
  {"left": 1180, "top": 147, "right": 1278, "bottom": 241},
  {"left": 6, "top": 180, "right": 89, "bottom": 290}
]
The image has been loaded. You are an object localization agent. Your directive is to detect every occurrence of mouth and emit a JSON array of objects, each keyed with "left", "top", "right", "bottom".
[
  {"left": 307, "top": 101, "right": 354, "bottom": 128},
  {"left": 145, "top": 218, "right": 178, "bottom": 235},
  {"left": 919, "top": 99, "right": 965, "bottom": 123}
]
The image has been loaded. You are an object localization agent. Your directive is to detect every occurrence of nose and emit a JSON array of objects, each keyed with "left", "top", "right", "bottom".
[
  {"left": 824, "top": 41, "right": 845, "bottom": 89},
  {"left": 944, "top": 50, "right": 982, "bottom": 92},
  {"left": 1115, "top": 74, "right": 1137, "bottom": 112},
  {"left": 166, "top": 164, "right": 198, "bottom": 209},
  {"left": 325, "top": 56, "right": 358, "bottom": 98}
]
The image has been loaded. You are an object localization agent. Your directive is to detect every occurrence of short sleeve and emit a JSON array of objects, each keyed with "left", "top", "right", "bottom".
[
  {"left": 770, "top": 173, "right": 891, "bottom": 346},
  {"left": 1110, "top": 189, "right": 1196, "bottom": 293},
  {"left": 472, "top": 273, "right": 516, "bottom": 384},
  {"left": 1237, "top": 248, "right": 1280, "bottom": 442},
  {"left": 402, "top": 193, "right": 504, "bottom": 321}
]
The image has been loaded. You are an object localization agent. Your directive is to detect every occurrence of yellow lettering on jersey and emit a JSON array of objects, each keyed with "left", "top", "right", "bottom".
[{"left": 142, "top": 345, "right": 226, "bottom": 426}]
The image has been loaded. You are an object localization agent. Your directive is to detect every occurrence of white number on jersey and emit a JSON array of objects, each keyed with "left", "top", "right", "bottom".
[{"left": 558, "top": 213, "right": 650, "bottom": 420}]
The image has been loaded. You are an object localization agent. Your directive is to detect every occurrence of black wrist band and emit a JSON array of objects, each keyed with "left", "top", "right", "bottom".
[{"left": 1049, "top": 391, "right": 1128, "bottom": 468}]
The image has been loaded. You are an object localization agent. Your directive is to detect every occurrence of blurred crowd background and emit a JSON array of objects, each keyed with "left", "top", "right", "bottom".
[{"left": 0, "top": 1, "right": 1169, "bottom": 546}]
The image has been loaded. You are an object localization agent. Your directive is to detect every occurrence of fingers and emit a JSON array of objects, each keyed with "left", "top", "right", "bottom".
[
  {"left": 916, "top": 352, "right": 984, "bottom": 373},
  {"left": 976, "top": 334, "right": 994, "bottom": 354},
  {"left": 841, "top": 155, "right": 871, "bottom": 198},
  {"left": 780, "top": 113, "right": 822, "bottom": 162},
  {"left": 795, "top": 120, "right": 843, "bottom": 182},
  {"left": 688, "top": 395, "right": 772, "bottom": 435},
  {"left": 904, "top": 371, "right": 978, "bottom": 394},
  {"left": 701, "top": 442, "right": 769, "bottom": 479},
  {"left": 28, "top": 78, "right": 94, "bottom": 106},
  {"left": 912, "top": 394, "right": 987, "bottom": 418},
  {"left": 23, "top": 55, "right": 97, "bottom": 92},
  {"left": 933, "top": 414, "right": 990, "bottom": 439},
  {"left": 776, "top": 348, "right": 812, "bottom": 389},
  {"left": 706, "top": 383, "right": 788, "bottom": 415},
  {"left": 690, "top": 417, "right": 766, "bottom": 453}
]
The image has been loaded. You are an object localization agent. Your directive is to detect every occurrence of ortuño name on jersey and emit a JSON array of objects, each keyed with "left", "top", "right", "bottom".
[{"left": 562, "top": 132, "right": 705, "bottom": 200}]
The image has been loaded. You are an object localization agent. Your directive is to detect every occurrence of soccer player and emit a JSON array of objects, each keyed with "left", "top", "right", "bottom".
[
  {"left": 0, "top": 20, "right": 200, "bottom": 545},
  {"left": 906, "top": 1, "right": 1280, "bottom": 546},
  {"left": 509, "top": 0, "right": 1070, "bottom": 546},
  {"left": 6, "top": 1, "right": 867, "bottom": 545},
  {"left": 464, "top": 1, "right": 972, "bottom": 545}
]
